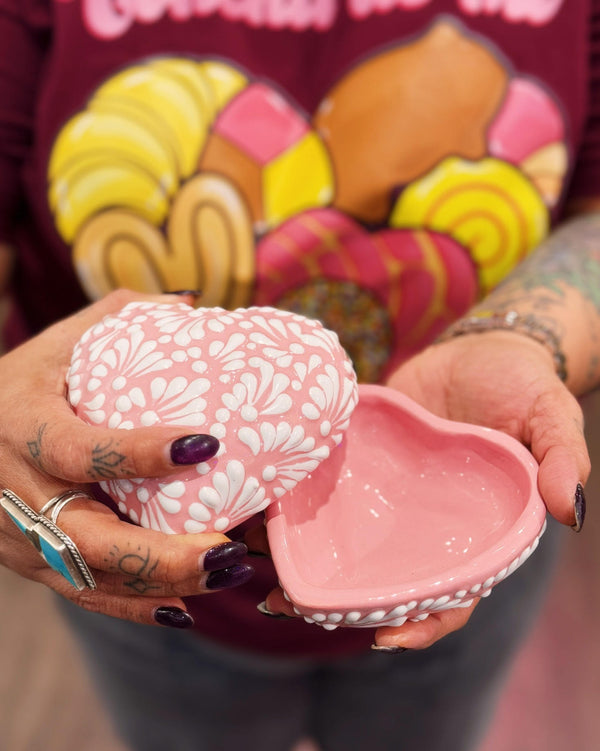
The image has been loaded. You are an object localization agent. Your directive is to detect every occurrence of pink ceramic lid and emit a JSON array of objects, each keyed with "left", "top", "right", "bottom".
[{"left": 67, "top": 301, "right": 358, "bottom": 534}]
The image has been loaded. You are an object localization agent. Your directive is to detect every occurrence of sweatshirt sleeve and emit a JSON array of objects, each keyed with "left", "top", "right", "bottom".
[
  {"left": 0, "top": 0, "right": 50, "bottom": 243},
  {"left": 568, "top": 2, "right": 600, "bottom": 200}
]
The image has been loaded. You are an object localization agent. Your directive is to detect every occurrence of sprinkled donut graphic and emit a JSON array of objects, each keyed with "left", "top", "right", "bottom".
[{"left": 255, "top": 209, "right": 477, "bottom": 381}]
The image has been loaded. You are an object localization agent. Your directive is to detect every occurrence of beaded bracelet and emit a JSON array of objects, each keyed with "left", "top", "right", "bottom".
[{"left": 436, "top": 310, "right": 568, "bottom": 382}]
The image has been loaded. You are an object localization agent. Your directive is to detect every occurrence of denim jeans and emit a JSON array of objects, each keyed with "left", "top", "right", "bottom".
[{"left": 58, "top": 518, "right": 562, "bottom": 751}]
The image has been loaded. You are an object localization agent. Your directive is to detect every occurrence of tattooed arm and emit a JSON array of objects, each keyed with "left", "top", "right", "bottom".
[
  {"left": 365, "top": 211, "right": 595, "bottom": 649},
  {"left": 465, "top": 211, "right": 600, "bottom": 395}
]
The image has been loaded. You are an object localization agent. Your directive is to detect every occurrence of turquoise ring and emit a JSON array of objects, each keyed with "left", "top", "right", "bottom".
[{"left": 1, "top": 488, "right": 96, "bottom": 591}]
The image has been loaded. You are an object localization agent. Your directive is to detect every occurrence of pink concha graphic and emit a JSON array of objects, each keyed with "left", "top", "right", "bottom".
[
  {"left": 66, "top": 302, "right": 358, "bottom": 534},
  {"left": 213, "top": 82, "right": 309, "bottom": 165},
  {"left": 488, "top": 77, "right": 564, "bottom": 164}
]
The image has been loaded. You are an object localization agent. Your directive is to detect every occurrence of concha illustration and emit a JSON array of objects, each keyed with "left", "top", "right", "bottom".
[{"left": 66, "top": 302, "right": 358, "bottom": 534}]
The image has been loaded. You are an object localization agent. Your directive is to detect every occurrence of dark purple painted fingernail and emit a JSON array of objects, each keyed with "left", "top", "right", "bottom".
[
  {"left": 206, "top": 563, "right": 254, "bottom": 590},
  {"left": 170, "top": 434, "right": 220, "bottom": 465},
  {"left": 572, "top": 483, "right": 586, "bottom": 532},
  {"left": 257, "top": 601, "right": 294, "bottom": 619},
  {"left": 371, "top": 644, "right": 408, "bottom": 654},
  {"left": 201, "top": 542, "right": 248, "bottom": 572},
  {"left": 166, "top": 289, "right": 203, "bottom": 297},
  {"left": 154, "top": 606, "right": 195, "bottom": 629}
]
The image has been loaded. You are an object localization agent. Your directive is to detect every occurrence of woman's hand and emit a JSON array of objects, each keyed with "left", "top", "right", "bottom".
[
  {"left": 0, "top": 290, "right": 253, "bottom": 627},
  {"left": 375, "top": 329, "right": 589, "bottom": 649},
  {"left": 261, "top": 330, "right": 590, "bottom": 649}
]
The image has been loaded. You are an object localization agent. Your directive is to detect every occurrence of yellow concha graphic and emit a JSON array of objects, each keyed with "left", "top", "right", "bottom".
[
  {"left": 149, "top": 57, "right": 217, "bottom": 123},
  {"left": 48, "top": 57, "right": 249, "bottom": 246},
  {"left": 90, "top": 65, "right": 208, "bottom": 177},
  {"left": 198, "top": 61, "right": 248, "bottom": 113},
  {"left": 48, "top": 110, "right": 179, "bottom": 199},
  {"left": 390, "top": 157, "right": 549, "bottom": 293},
  {"left": 51, "top": 158, "right": 171, "bottom": 243},
  {"left": 150, "top": 58, "right": 247, "bottom": 124}
]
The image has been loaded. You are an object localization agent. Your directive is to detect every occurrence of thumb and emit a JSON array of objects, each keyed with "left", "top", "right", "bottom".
[{"left": 529, "top": 386, "right": 590, "bottom": 529}]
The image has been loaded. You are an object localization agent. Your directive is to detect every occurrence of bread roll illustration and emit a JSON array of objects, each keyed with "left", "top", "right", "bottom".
[
  {"left": 168, "top": 173, "right": 255, "bottom": 308},
  {"left": 49, "top": 58, "right": 254, "bottom": 303},
  {"left": 50, "top": 153, "right": 172, "bottom": 244},
  {"left": 50, "top": 58, "right": 248, "bottom": 242},
  {"left": 73, "top": 174, "right": 255, "bottom": 308},
  {"left": 89, "top": 62, "right": 210, "bottom": 177},
  {"left": 313, "top": 21, "right": 508, "bottom": 223}
]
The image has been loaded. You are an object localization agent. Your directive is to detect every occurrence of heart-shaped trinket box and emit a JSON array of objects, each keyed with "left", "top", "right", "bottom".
[
  {"left": 67, "top": 302, "right": 358, "bottom": 533},
  {"left": 265, "top": 384, "right": 547, "bottom": 629}
]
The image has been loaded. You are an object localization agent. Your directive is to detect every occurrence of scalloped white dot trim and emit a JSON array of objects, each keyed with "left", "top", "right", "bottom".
[{"left": 291, "top": 519, "right": 546, "bottom": 629}]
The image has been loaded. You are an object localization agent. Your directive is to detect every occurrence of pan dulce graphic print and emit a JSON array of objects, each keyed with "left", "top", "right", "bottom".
[{"left": 47, "top": 20, "right": 569, "bottom": 381}]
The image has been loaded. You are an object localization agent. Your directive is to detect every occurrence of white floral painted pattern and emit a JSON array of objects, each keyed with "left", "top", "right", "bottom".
[{"left": 67, "top": 302, "right": 358, "bottom": 534}]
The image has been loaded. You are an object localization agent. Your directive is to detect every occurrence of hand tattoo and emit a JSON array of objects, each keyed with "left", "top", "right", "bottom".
[
  {"left": 27, "top": 423, "right": 47, "bottom": 470},
  {"left": 88, "top": 440, "right": 128, "bottom": 480},
  {"left": 107, "top": 545, "right": 161, "bottom": 594}
]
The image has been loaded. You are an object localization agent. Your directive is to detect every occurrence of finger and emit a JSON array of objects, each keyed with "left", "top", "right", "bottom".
[
  {"left": 41, "top": 568, "right": 194, "bottom": 627},
  {"left": 24, "top": 402, "right": 221, "bottom": 483},
  {"left": 261, "top": 588, "right": 297, "bottom": 618},
  {"left": 89, "top": 561, "right": 255, "bottom": 598},
  {"left": 260, "top": 589, "right": 479, "bottom": 646},
  {"left": 2, "top": 488, "right": 252, "bottom": 625},
  {"left": 373, "top": 600, "right": 479, "bottom": 650},
  {"left": 527, "top": 386, "right": 590, "bottom": 527},
  {"left": 52, "top": 500, "right": 250, "bottom": 585},
  {"left": 9, "top": 290, "right": 219, "bottom": 483},
  {"left": 2, "top": 485, "right": 251, "bottom": 581}
]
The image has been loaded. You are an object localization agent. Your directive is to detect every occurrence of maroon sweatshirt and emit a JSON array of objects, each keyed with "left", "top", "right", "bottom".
[{"left": 1, "top": 0, "right": 599, "bottom": 656}]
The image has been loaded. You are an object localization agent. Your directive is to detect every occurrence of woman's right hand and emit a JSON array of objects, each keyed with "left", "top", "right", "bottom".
[{"left": 0, "top": 290, "right": 253, "bottom": 627}]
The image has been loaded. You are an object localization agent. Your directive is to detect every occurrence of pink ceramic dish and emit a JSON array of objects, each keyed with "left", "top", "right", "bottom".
[{"left": 265, "top": 384, "right": 547, "bottom": 630}]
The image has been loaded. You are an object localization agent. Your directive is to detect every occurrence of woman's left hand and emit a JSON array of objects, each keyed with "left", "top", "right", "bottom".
[{"left": 259, "top": 329, "right": 590, "bottom": 649}]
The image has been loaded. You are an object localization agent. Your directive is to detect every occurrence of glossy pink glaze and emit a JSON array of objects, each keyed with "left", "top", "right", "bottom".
[
  {"left": 266, "top": 384, "right": 547, "bottom": 628},
  {"left": 67, "top": 302, "right": 358, "bottom": 534}
]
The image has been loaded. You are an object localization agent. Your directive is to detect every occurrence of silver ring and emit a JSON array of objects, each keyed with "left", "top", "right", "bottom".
[
  {"left": 1, "top": 488, "right": 97, "bottom": 591},
  {"left": 39, "top": 489, "right": 96, "bottom": 524}
]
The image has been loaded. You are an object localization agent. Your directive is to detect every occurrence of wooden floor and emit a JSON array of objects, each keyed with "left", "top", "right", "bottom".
[{"left": 2, "top": 391, "right": 600, "bottom": 751}]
